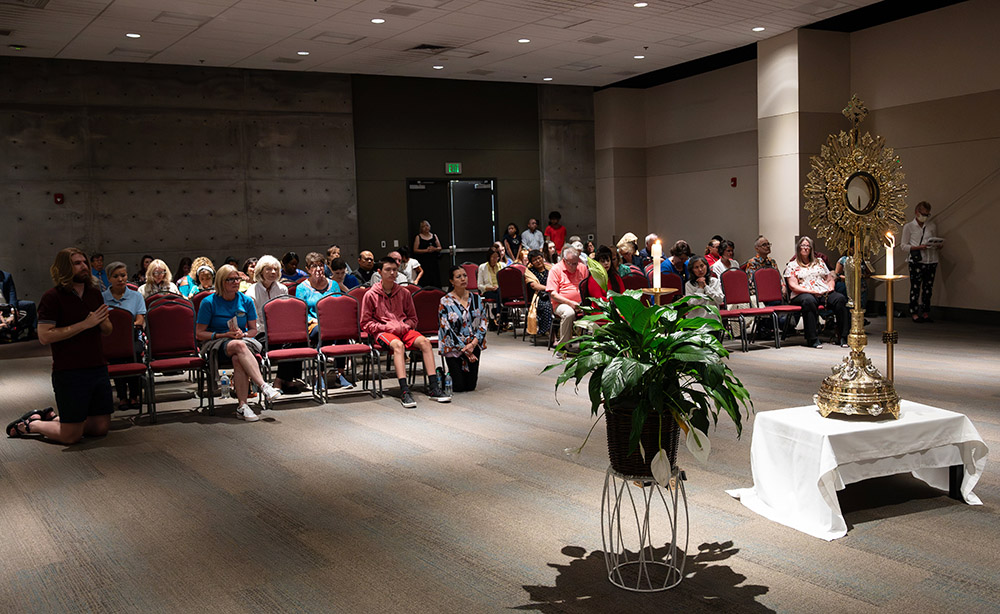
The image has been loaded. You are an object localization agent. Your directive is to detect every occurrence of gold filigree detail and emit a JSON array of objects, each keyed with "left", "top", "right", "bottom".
[{"left": 803, "top": 95, "right": 907, "bottom": 257}]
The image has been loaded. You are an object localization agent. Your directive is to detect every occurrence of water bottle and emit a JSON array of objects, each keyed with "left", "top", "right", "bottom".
[
  {"left": 444, "top": 372, "right": 453, "bottom": 397},
  {"left": 436, "top": 367, "right": 445, "bottom": 391},
  {"left": 220, "top": 371, "right": 230, "bottom": 398}
]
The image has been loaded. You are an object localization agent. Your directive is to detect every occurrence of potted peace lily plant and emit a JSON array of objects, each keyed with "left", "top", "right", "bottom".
[{"left": 546, "top": 291, "right": 752, "bottom": 485}]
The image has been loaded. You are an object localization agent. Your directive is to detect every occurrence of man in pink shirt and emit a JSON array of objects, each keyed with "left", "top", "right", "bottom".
[
  {"left": 546, "top": 244, "right": 589, "bottom": 349},
  {"left": 361, "top": 256, "right": 449, "bottom": 408}
]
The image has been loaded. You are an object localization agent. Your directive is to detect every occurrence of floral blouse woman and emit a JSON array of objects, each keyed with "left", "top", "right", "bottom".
[{"left": 438, "top": 265, "right": 488, "bottom": 392}]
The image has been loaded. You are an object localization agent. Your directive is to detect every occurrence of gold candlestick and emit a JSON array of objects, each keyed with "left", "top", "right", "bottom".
[
  {"left": 872, "top": 274, "right": 906, "bottom": 381},
  {"left": 641, "top": 287, "right": 679, "bottom": 306}
]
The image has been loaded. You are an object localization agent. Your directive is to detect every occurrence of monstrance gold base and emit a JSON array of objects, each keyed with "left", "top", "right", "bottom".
[{"left": 814, "top": 351, "right": 900, "bottom": 419}]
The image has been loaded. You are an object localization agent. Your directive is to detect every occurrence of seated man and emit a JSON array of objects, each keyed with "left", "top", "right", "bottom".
[
  {"left": 90, "top": 252, "right": 110, "bottom": 291},
  {"left": 329, "top": 257, "right": 359, "bottom": 290},
  {"left": 361, "top": 256, "right": 450, "bottom": 408},
  {"left": 370, "top": 251, "right": 409, "bottom": 286},
  {"left": 0, "top": 268, "right": 36, "bottom": 341},
  {"left": 355, "top": 251, "right": 377, "bottom": 285},
  {"left": 546, "top": 244, "right": 589, "bottom": 350}
]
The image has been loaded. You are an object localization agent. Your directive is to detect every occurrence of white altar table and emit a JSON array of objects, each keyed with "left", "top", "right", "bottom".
[{"left": 727, "top": 400, "right": 988, "bottom": 540}]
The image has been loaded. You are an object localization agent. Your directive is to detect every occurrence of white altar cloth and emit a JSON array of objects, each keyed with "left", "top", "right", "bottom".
[{"left": 727, "top": 400, "right": 988, "bottom": 540}]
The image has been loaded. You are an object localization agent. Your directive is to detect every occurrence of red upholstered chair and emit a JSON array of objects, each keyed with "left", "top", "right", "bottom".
[
  {"left": 261, "top": 296, "right": 320, "bottom": 408},
  {"left": 191, "top": 290, "right": 212, "bottom": 316},
  {"left": 145, "top": 291, "right": 186, "bottom": 310},
  {"left": 316, "top": 295, "right": 380, "bottom": 399},
  {"left": 461, "top": 263, "right": 479, "bottom": 293},
  {"left": 623, "top": 273, "right": 648, "bottom": 291},
  {"left": 348, "top": 285, "right": 369, "bottom": 301},
  {"left": 403, "top": 284, "right": 422, "bottom": 296},
  {"left": 719, "top": 269, "right": 778, "bottom": 352},
  {"left": 145, "top": 298, "right": 211, "bottom": 422},
  {"left": 497, "top": 266, "right": 526, "bottom": 338},
  {"left": 754, "top": 267, "right": 802, "bottom": 348},
  {"left": 408, "top": 287, "right": 446, "bottom": 385},
  {"left": 103, "top": 308, "right": 151, "bottom": 420}
]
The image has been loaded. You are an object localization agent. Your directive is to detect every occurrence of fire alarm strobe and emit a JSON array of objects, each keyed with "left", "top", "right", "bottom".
[{"left": 54, "top": 193, "right": 65, "bottom": 205}]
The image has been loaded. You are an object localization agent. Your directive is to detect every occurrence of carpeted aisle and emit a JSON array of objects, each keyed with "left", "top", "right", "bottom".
[{"left": 0, "top": 317, "right": 997, "bottom": 613}]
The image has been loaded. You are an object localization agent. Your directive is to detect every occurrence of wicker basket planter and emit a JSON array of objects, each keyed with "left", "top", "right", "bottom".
[{"left": 605, "top": 403, "right": 680, "bottom": 478}]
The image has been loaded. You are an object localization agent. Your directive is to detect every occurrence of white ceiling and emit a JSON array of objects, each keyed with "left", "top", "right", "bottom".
[{"left": 0, "top": 0, "right": 880, "bottom": 86}]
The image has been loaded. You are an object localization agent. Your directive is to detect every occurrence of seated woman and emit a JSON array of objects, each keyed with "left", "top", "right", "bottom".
[
  {"left": 516, "top": 246, "right": 530, "bottom": 267},
  {"left": 196, "top": 264, "right": 282, "bottom": 422},
  {"left": 501, "top": 223, "right": 521, "bottom": 262},
  {"left": 280, "top": 251, "right": 307, "bottom": 283},
  {"left": 132, "top": 255, "right": 153, "bottom": 286},
  {"left": 397, "top": 246, "right": 423, "bottom": 286},
  {"left": 247, "top": 255, "right": 301, "bottom": 393},
  {"left": 579, "top": 245, "right": 625, "bottom": 305},
  {"left": 138, "top": 259, "right": 179, "bottom": 298},
  {"left": 711, "top": 240, "right": 741, "bottom": 277},
  {"left": 239, "top": 257, "right": 257, "bottom": 293},
  {"left": 295, "top": 252, "right": 350, "bottom": 390},
  {"left": 783, "top": 236, "right": 850, "bottom": 348},
  {"left": 660, "top": 240, "right": 692, "bottom": 283},
  {"left": 179, "top": 257, "right": 214, "bottom": 298},
  {"left": 185, "top": 263, "right": 215, "bottom": 298},
  {"left": 439, "top": 266, "right": 488, "bottom": 392},
  {"left": 544, "top": 240, "right": 560, "bottom": 264},
  {"left": 477, "top": 246, "right": 504, "bottom": 327},
  {"left": 684, "top": 256, "right": 725, "bottom": 323},
  {"left": 524, "top": 249, "right": 553, "bottom": 335},
  {"left": 102, "top": 261, "right": 147, "bottom": 410}
]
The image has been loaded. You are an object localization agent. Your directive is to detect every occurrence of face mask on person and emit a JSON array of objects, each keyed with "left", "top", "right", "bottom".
[{"left": 916, "top": 213, "right": 929, "bottom": 223}]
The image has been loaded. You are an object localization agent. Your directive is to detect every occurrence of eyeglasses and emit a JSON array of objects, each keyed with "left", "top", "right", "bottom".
[
  {"left": 225, "top": 277, "right": 241, "bottom": 283},
  {"left": 758, "top": 242, "right": 771, "bottom": 248}
]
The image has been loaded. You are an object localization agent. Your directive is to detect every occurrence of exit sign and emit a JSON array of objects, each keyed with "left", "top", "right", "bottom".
[{"left": 445, "top": 162, "right": 462, "bottom": 174}]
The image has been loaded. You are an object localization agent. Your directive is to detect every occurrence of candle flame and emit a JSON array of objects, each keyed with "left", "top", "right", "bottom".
[{"left": 886, "top": 231, "right": 894, "bottom": 248}]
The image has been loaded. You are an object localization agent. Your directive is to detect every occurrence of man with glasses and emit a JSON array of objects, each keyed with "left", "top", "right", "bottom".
[
  {"left": 744, "top": 236, "right": 778, "bottom": 284},
  {"left": 356, "top": 251, "right": 377, "bottom": 285}
]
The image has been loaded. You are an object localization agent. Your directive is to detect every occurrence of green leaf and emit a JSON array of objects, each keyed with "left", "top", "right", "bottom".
[{"left": 601, "top": 356, "right": 651, "bottom": 401}]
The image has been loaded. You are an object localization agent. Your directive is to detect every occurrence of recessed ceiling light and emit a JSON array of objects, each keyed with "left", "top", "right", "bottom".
[
  {"left": 125, "top": 33, "right": 141, "bottom": 38},
  {"left": 297, "top": 51, "right": 309, "bottom": 55},
  {"left": 433, "top": 65, "right": 444, "bottom": 70},
  {"left": 543, "top": 77, "right": 553, "bottom": 81},
  {"left": 633, "top": 2, "right": 649, "bottom": 7},
  {"left": 752, "top": 26, "right": 766, "bottom": 32},
  {"left": 371, "top": 18, "right": 385, "bottom": 24},
  {"left": 633, "top": 54, "right": 645, "bottom": 59},
  {"left": 517, "top": 38, "right": 530, "bottom": 44}
]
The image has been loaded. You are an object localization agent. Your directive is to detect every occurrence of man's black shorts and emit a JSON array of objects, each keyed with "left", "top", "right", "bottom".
[{"left": 51, "top": 366, "right": 114, "bottom": 423}]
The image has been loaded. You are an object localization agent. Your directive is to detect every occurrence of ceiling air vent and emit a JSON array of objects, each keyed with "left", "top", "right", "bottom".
[
  {"left": 273, "top": 57, "right": 303, "bottom": 64},
  {"left": 557, "top": 61, "right": 600, "bottom": 72},
  {"left": 154, "top": 12, "right": 212, "bottom": 27},
  {"left": 312, "top": 32, "right": 364, "bottom": 45},
  {"left": 0, "top": 0, "right": 50, "bottom": 8},
  {"left": 381, "top": 5, "right": 421, "bottom": 16},
  {"left": 0, "top": 29, "right": 13, "bottom": 37},
  {"left": 109, "top": 47, "right": 154, "bottom": 59},
  {"left": 579, "top": 36, "right": 613, "bottom": 45},
  {"left": 407, "top": 43, "right": 452, "bottom": 54},
  {"left": 467, "top": 69, "right": 493, "bottom": 76}
]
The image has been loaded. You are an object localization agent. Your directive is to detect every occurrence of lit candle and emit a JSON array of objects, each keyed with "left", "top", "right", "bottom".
[
  {"left": 885, "top": 232, "right": 894, "bottom": 276},
  {"left": 651, "top": 240, "right": 662, "bottom": 289}
]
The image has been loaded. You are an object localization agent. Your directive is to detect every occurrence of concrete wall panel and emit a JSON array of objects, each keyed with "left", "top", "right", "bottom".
[
  {"left": 245, "top": 114, "right": 355, "bottom": 180},
  {"left": 540, "top": 118, "right": 596, "bottom": 238},
  {"left": 2, "top": 109, "right": 90, "bottom": 181}
]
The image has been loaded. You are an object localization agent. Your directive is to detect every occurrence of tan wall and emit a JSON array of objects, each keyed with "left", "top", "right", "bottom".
[
  {"left": 851, "top": 0, "right": 1000, "bottom": 312},
  {"left": 645, "top": 61, "right": 759, "bottom": 259}
]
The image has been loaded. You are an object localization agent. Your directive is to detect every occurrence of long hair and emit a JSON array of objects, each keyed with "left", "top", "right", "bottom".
[
  {"left": 146, "top": 259, "right": 173, "bottom": 284},
  {"left": 796, "top": 236, "right": 817, "bottom": 266},
  {"left": 50, "top": 247, "right": 96, "bottom": 289}
]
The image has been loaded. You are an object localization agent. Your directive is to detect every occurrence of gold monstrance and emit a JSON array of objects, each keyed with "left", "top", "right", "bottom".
[{"left": 802, "top": 95, "right": 907, "bottom": 418}]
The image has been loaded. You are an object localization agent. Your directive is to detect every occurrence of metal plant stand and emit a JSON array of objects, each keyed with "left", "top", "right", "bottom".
[{"left": 601, "top": 464, "right": 688, "bottom": 592}]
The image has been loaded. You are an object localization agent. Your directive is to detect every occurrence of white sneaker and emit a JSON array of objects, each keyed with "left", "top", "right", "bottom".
[
  {"left": 261, "top": 383, "right": 283, "bottom": 401},
  {"left": 237, "top": 404, "right": 259, "bottom": 422}
]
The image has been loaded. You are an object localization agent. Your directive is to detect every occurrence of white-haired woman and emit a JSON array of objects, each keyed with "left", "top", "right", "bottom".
[
  {"left": 137, "top": 259, "right": 179, "bottom": 298},
  {"left": 196, "top": 264, "right": 281, "bottom": 421},
  {"left": 247, "top": 255, "right": 301, "bottom": 393}
]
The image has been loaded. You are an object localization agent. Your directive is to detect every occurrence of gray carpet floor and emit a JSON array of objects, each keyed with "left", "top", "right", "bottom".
[{"left": 0, "top": 316, "right": 997, "bottom": 613}]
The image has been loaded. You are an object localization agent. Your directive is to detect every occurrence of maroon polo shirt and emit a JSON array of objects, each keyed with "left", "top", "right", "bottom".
[{"left": 37, "top": 283, "right": 108, "bottom": 371}]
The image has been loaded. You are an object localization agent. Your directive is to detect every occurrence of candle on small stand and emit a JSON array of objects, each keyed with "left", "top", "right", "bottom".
[
  {"left": 885, "top": 232, "right": 894, "bottom": 276},
  {"left": 651, "top": 240, "right": 662, "bottom": 289}
]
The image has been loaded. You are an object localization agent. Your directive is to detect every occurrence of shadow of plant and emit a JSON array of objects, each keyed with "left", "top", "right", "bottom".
[{"left": 514, "top": 541, "right": 772, "bottom": 613}]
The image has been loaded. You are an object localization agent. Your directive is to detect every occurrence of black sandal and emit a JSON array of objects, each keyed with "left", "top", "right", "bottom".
[
  {"left": 6, "top": 418, "right": 31, "bottom": 438},
  {"left": 18, "top": 407, "right": 56, "bottom": 423}
]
